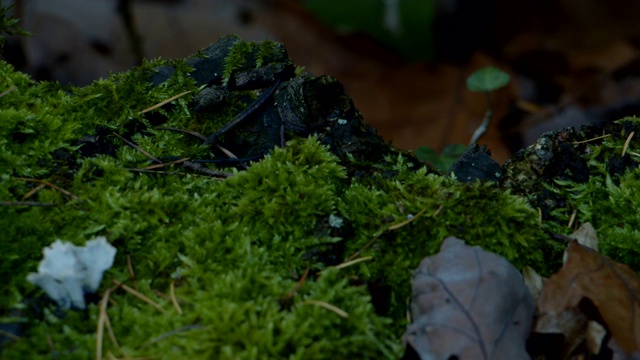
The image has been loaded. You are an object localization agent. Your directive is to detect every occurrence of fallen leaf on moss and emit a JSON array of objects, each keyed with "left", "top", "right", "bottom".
[
  {"left": 570, "top": 222, "right": 599, "bottom": 251},
  {"left": 535, "top": 240, "right": 640, "bottom": 358},
  {"left": 403, "top": 236, "right": 534, "bottom": 359}
]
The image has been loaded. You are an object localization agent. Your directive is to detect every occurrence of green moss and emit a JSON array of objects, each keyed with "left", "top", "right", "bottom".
[{"left": 3, "top": 37, "right": 640, "bottom": 358}]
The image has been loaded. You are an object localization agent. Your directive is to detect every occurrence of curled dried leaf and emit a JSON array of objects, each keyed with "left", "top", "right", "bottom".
[{"left": 403, "top": 237, "right": 534, "bottom": 360}]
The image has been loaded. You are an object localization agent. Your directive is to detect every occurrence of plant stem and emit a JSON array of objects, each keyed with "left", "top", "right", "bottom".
[{"left": 469, "top": 91, "right": 493, "bottom": 145}]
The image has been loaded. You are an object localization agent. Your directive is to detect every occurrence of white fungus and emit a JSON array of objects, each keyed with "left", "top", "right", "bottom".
[{"left": 27, "top": 236, "right": 117, "bottom": 309}]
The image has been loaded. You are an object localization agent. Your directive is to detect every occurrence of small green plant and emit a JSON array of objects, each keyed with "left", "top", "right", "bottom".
[
  {"left": 415, "top": 67, "right": 509, "bottom": 172},
  {"left": 0, "top": 3, "right": 30, "bottom": 51},
  {"left": 466, "top": 66, "right": 510, "bottom": 145},
  {"left": 415, "top": 143, "right": 466, "bottom": 173}
]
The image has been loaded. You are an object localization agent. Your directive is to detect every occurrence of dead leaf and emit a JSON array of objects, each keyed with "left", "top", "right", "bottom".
[
  {"left": 571, "top": 222, "right": 599, "bottom": 251},
  {"left": 563, "top": 222, "right": 599, "bottom": 264},
  {"left": 586, "top": 320, "right": 607, "bottom": 355},
  {"left": 403, "top": 236, "right": 534, "bottom": 359},
  {"left": 523, "top": 265, "right": 545, "bottom": 302},
  {"left": 536, "top": 240, "right": 640, "bottom": 357}
]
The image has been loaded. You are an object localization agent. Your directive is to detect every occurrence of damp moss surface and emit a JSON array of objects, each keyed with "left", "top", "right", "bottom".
[{"left": 1, "top": 37, "right": 640, "bottom": 359}]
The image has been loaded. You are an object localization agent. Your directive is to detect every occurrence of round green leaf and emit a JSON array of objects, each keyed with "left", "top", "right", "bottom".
[{"left": 466, "top": 66, "right": 510, "bottom": 92}]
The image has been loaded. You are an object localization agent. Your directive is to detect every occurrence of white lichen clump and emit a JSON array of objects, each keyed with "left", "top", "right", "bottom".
[{"left": 27, "top": 236, "right": 117, "bottom": 309}]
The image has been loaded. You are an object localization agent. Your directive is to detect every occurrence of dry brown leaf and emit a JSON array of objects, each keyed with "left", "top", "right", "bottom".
[
  {"left": 403, "top": 237, "right": 534, "bottom": 359},
  {"left": 536, "top": 240, "right": 640, "bottom": 357},
  {"left": 571, "top": 222, "right": 599, "bottom": 251},
  {"left": 523, "top": 266, "right": 545, "bottom": 302}
]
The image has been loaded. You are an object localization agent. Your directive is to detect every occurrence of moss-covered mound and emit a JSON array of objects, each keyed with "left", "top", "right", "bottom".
[{"left": 1, "top": 36, "right": 639, "bottom": 359}]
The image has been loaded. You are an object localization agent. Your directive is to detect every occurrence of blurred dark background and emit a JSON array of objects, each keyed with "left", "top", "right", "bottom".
[{"left": 4, "top": 0, "right": 640, "bottom": 163}]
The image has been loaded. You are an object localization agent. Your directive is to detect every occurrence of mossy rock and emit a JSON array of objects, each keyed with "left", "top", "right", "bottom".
[{"left": 1, "top": 35, "right": 639, "bottom": 359}]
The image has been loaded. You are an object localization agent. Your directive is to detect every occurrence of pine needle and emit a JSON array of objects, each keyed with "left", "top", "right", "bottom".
[
  {"left": 300, "top": 300, "right": 349, "bottom": 318},
  {"left": 169, "top": 280, "right": 183, "bottom": 315},
  {"left": 112, "top": 280, "right": 166, "bottom": 313},
  {"left": 140, "top": 91, "right": 192, "bottom": 114},
  {"left": 14, "top": 177, "right": 81, "bottom": 200}
]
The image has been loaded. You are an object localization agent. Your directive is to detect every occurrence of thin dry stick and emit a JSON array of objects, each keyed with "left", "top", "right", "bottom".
[
  {"left": 103, "top": 311, "right": 124, "bottom": 357},
  {"left": 182, "top": 161, "right": 234, "bottom": 178},
  {"left": 169, "top": 281, "right": 183, "bottom": 315},
  {"left": 46, "top": 334, "right": 55, "bottom": 353},
  {"left": 112, "top": 132, "right": 161, "bottom": 163},
  {"left": 347, "top": 230, "right": 384, "bottom": 262},
  {"left": 97, "top": 287, "right": 116, "bottom": 360},
  {"left": 156, "top": 127, "right": 206, "bottom": 141},
  {"left": 141, "top": 158, "right": 189, "bottom": 171},
  {"left": 388, "top": 208, "right": 428, "bottom": 230},
  {"left": 140, "top": 90, "right": 192, "bottom": 114},
  {"left": 141, "top": 324, "right": 205, "bottom": 348},
  {"left": 622, "top": 131, "right": 635, "bottom": 157},
  {"left": 156, "top": 127, "right": 240, "bottom": 160},
  {"left": 112, "top": 280, "right": 166, "bottom": 313},
  {"left": 0, "top": 328, "right": 19, "bottom": 341},
  {"left": 332, "top": 256, "right": 373, "bottom": 271},
  {"left": 300, "top": 300, "right": 349, "bottom": 318},
  {"left": 21, "top": 183, "right": 46, "bottom": 200},
  {"left": 126, "top": 255, "right": 138, "bottom": 291},
  {"left": 537, "top": 207, "right": 542, "bottom": 227},
  {"left": 14, "top": 177, "right": 80, "bottom": 200},
  {"left": 567, "top": 209, "right": 577, "bottom": 228},
  {"left": 0, "top": 201, "right": 56, "bottom": 207},
  {"left": 0, "top": 85, "right": 17, "bottom": 98},
  {"left": 571, "top": 134, "right": 611, "bottom": 145},
  {"left": 347, "top": 205, "right": 443, "bottom": 261},
  {"left": 214, "top": 144, "right": 239, "bottom": 160},
  {"left": 282, "top": 267, "right": 310, "bottom": 302},
  {"left": 125, "top": 168, "right": 191, "bottom": 176}
]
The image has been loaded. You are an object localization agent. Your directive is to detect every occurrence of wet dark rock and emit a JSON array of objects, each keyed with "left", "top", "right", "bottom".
[
  {"left": 448, "top": 144, "right": 502, "bottom": 182},
  {"left": 233, "top": 61, "right": 294, "bottom": 90},
  {"left": 186, "top": 35, "right": 240, "bottom": 86},
  {"left": 192, "top": 86, "right": 230, "bottom": 111},
  {"left": 148, "top": 65, "right": 175, "bottom": 86}
]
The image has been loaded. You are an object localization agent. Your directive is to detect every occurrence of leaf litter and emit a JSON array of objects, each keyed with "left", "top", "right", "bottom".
[{"left": 403, "top": 224, "right": 640, "bottom": 359}]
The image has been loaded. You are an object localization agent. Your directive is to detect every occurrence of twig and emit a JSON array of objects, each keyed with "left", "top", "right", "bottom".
[
  {"left": 141, "top": 158, "right": 189, "bottom": 171},
  {"left": 299, "top": 300, "right": 349, "bottom": 318},
  {"left": 571, "top": 134, "right": 610, "bottom": 145},
  {"left": 97, "top": 286, "right": 116, "bottom": 360},
  {"left": 156, "top": 128, "right": 243, "bottom": 167},
  {"left": 21, "top": 183, "right": 46, "bottom": 200},
  {"left": 347, "top": 205, "right": 443, "bottom": 261},
  {"left": 141, "top": 324, "right": 205, "bottom": 348},
  {"left": 537, "top": 207, "right": 542, "bottom": 226},
  {"left": 622, "top": 131, "right": 634, "bottom": 157},
  {"left": 0, "top": 328, "right": 20, "bottom": 341},
  {"left": 169, "top": 280, "right": 183, "bottom": 315},
  {"left": 0, "top": 85, "right": 17, "bottom": 98},
  {"left": 126, "top": 255, "right": 138, "bottom": 291},
  {"left": 567, "top": 209, "right": 577, "bottom": 228},
  {"left": 182, "top": 161, "right": 234, "bottom": 178},
  {"left": 0, "top": 201, "right": 56, "bottom": 207},
  {"left": 387, "top": 207, "right": 428, "bottom": 230},
  {"left": 103, "top": 310, "right": 124, "bottom": 357},
  {"left": 112, "top": 280, "right": 165, "bottom": 313},
  {"left": 332, "top": 256, "right": 373, "bottom": 271},
  {"left": 156, "top": 127, "right": 206, "bottom": 141},
  {"left": 282, "top": 267, "right": 310, "bottom": 302},
  {"left": 14, "top": 177, "right": 81, "bottom": 200},
  {"left": 469, "top": 92, "right": 493, "bottom": 145},
  {"left": 140, "top": 91, "right": 192, "bottom": 114},
  {"left": 112, "top": 132, "right": 161, "bottom": 163},
  {"left": 203, "top": 79, "right": 281, "bottom": 145}
]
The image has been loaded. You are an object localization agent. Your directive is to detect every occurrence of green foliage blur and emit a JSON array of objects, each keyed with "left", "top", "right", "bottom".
[
  {"left": 303, "top": 0, "right": 437, "bottom": 61},
  {"left": 0, "top": 2, "right": 30, "bottom": 50}
]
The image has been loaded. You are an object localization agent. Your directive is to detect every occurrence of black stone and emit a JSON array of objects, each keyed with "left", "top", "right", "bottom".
[{"left": 449, "top": 144, "right": 502, "bottom": 182}]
